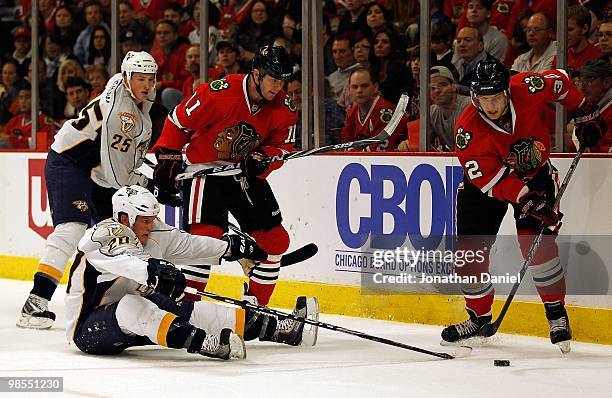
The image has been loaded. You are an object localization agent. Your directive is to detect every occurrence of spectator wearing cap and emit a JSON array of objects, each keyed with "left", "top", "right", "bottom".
[
  {"left": 463, "top": 0, "right": 508, "bottom": 62},
  {"left": 281, "top": 14, "right": 299, "bottom": 42},
  {"left": 337, "top": 0, "right": 368, "bottom": 37},
  {"left": 572, "top": 59, "right": 612, "bottom": 152},
  {"left": 599, "top": 17, "right": 612, "bottom": 64},
  {"left": 73, "top": 0, "right": 110, "bottom": 66},
  {"left": 555, "top": 5, "right": 604, "bottom": 71},
  {"left": 11, "top": 27, "right": 32, "bottom": 78},
  {"left": 2, "top": 81, "right": 58, "bottom": 149},
  {"left": 64, "top": 77, "right": 91, "bottom": 119},
  {"left": 120, "top": 30, "right": 143, "bottom": 56},
  {"left": 119, "top": 0, "right": 151, "bottom": 47},
  {"left": 511, "top": 12, "right": 556, "bottom": 73},
  {"left": 151, "top": 19, "right": 191, "bottom": 110}
]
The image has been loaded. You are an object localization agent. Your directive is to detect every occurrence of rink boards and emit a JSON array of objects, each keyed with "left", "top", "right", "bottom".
[{"left": 0, "top": 151, "right": 611, "bottom": 344}]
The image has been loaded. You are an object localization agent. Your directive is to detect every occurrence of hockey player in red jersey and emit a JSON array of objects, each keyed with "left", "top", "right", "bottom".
[
  {"left": 442, "top": 59, "right": 606, "bottom": 352},
  {"left": 153, "top": 45, "right": 314, "bottom": 315}
]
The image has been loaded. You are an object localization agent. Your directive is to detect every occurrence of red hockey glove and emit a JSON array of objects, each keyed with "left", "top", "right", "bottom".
[
  {"left": 574, "top": 102, "right": 606, "bottom": 149},
  {"left": 241, "top": 149, "right": 270, "bottom": 178},
  {"left": 518, "top": 191, "right": 559, "bottom": 227}
]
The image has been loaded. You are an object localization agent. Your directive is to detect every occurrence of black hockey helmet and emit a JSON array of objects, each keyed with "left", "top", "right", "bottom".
[
  {"left": 470, "top": 58, "right": 510, "bottom": 97},
  {"left": 252, "top": 45, "right": 293, "bottom": 81}
]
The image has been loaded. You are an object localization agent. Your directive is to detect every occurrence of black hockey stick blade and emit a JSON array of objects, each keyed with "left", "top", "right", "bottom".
[
  {"left": 186, "top": 288, "right": 458, "bottom": 359},
  {"left": 279, "top": 243, "right": 318, "bottom": 267},
  {"left": 175, "top": 94, "right": 410, "bottom": 181}
]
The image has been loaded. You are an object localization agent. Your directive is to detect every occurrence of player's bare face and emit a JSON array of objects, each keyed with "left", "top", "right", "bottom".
[
  {"left": 477, "top": 92, "right": 508, "bottom": 120},
  {"left": 132, "top": 215, "right": 156, "bottom": 245},
  {"left": 129, "top": 72, "right": 156, "bottom": 102},
  {"left": 259, "top": 74, "right": 284, "bottom": 101}
]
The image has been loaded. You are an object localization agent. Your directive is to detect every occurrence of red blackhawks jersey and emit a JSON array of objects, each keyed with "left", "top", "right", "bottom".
[
  {"left": 155, "top": 74, "right": 298, "bottom": 178},
  {"left": 4, "top": 113, "right": 57, "bottom": 149},
  {"left": 341, "top": 95, "right": 407, "bottom": 152},
  {"left": 455, "top": 69, "right": 584, "bottom": 203}
]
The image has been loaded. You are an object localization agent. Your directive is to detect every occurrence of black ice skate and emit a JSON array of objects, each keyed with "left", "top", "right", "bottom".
[
  {"left": 199, "top": 328, "right": 246, "bottom": 360},
  {"left": 271, "top": 296, "right": 319, "bottom": 346},
  {"left": 16, "top": 294, "right": 56, "bottom": 329},
  {"left": 441, "top": 308, "right": 492, "bottom": 345},
  {"left": 545, "top": 301, "right": 571, "bottom": 354}
]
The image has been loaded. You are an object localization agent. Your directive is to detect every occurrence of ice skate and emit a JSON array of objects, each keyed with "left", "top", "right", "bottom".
[
  {"left": 199, "top": 328, "right": 246, "bottom": 360},
  {"left": 16, "top": 294, "right": 56, "bottom": 329},
  {"left": 441, "top": 308, "right": 492, "bottom": 346},
  {"left": 271, "top": 296, "right": 319, "bottom": 346},
  {"left": 545, "top": 301, "right": 571, "bottom": 354}
]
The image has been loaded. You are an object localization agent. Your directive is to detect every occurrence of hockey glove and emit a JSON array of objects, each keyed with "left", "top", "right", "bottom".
[
  {"left": 147, "top": 179, "right": 183, "bottom": 207},
  {"left": 241, "top": 149, "right": 270, "bottom": 178},
  {"left": 146, "top": 258, "right": 186, "bottom": 301},
  {"left": 221, "top": 234, "right": 268, "bottom": 262},
  {"left": 518, "top": 191, "right": 559, "bottom": 227},
  {"left": 153, "top": 147, "right": 184, "bottom": 194},
  {"left": 574, "top": 102, "right": 606, "bottom": 149}
]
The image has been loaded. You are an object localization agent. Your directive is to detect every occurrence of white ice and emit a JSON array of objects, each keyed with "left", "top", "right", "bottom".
[{"left": 1, "top": 279, "right": 611, "bottom": 398}]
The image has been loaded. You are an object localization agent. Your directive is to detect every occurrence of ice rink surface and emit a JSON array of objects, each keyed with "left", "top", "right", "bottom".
[{"left": 1, "top": 279, "right": 611, "bottom": 398}]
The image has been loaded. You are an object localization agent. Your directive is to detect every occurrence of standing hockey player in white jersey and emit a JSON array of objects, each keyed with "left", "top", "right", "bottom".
[
  {"left": 66, "top": 185, "right": 318, "bottom": 358},
  {"left": 18, "top": 51, "right": 180, "bottom": 329}
]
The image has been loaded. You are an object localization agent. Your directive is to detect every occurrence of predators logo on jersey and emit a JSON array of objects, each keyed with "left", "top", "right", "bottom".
[
  {"left": 379, "top": 108, "right": 393, "bottom": 123},
  {"left": 210, "top": 78, "right": 230, "bottom": 92},
  {"left": 455, "top": 126, "right": 472, "bottom": 150},
  {"left": 118, "top": 112, "right": 137, "bottom": 135},
  {"left": 523, "top": 75, "right": 546, "bottom": 94},
  {"left": 214, "top": 121, "right": 261, "bottom": 160},
  {"left": 72, "top": 200, "right": 89, "bottom": 212}
]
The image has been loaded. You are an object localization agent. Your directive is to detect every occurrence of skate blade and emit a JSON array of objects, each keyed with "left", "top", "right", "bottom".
[
  {"left": 301, "top": 297, "right": 319, "bottom": 347},
  {"left": 556, "top": 340, "right": 571, "bottom": 354},
  {"left": 229, "top": 333, "right": 247, "bottom": 359},
  {"left": 451, "top": 345, "right": 473, "bottom": 358},
  {"left": 16, "top": 314, "right": 54, "bottom": 329},
  {"left": 440, "top": 335, "right": 490, "bottom": 348}
]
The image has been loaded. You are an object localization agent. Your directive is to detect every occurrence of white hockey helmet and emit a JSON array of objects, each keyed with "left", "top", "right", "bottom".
[
  {"left": 121, "top": 51, "right": 158, "bottom": 80},
  {"left": 112, "top": 185, "right": 160, "bottom": 227}
]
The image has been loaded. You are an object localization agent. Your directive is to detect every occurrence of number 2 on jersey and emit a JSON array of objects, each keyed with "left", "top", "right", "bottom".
[{"left": 465, "top": 160, "right": 483, "bottom": 179}]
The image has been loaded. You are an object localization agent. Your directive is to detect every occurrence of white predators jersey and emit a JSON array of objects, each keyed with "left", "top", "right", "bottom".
[
  {"left": 65, "top": 218, "right": 229, "bottom": 342},
  {"left": 51, "top": 73, "right": 153, "bottom": 189}
]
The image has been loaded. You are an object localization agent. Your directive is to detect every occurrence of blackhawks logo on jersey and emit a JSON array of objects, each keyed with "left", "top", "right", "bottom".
[
  {"left": 508, "top": 137, "right": 546, "bottom": 174},
  {"left": 455, "top": 126, "right": 472, "bottom": 150},
  {"left": 214, "top": 121, "right": 261, "bottom": 160},
  {"left": 523, "top": 75, "right": 546, "bottom": 94},
  {"left": 284, "top": 96, "right": 297, "bottom": 112},
  {"left": 379, "top": 108, "right": 393, "bottom": 123},
  {"left": 210, "top": 78, "right": 230, "bottom": 92}
]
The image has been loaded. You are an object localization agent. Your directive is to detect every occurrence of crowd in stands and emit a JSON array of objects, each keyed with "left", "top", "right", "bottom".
[{"left": 0, "top": 0, "right": 609, "bottom": 152}]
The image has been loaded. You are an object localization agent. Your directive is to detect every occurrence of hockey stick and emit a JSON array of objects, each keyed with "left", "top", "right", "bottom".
[
  {"left": 186, "top": 287, "right": 460, "bottom": 359},
  {"left": 480, "top": 146, "right": 586, "bottom": 337},
  {"left": 175, "top": 93, "right": 410, "bottom": 181}
]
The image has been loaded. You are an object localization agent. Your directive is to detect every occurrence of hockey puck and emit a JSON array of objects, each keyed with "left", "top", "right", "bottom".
[{"left": 494, "top": 359, "right": 510, "bottom": 367}]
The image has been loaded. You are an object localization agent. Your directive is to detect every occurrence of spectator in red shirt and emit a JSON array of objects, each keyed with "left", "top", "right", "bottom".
[
  {"left": 151, "top": 20, "right": 190, "bottom": 110},
  {"left": 598, "top": 17, "right": 612, "bottom": 64},
  {"left": 572, "top": 59, "right": 612, "bottom": 152},
  {"left": 565, "top": 5, "right": 604, "bottom": 71},
  {"left": 2, "top": 81, "right": 57, "bottom": 149}
]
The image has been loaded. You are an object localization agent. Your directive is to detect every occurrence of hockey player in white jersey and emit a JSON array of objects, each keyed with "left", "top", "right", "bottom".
[
  {"left": 18, "top": 51, "right": 180, "bottom": 329},
  {"left": 66, "top": 185, "right": 318, "bottom": 358}
]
